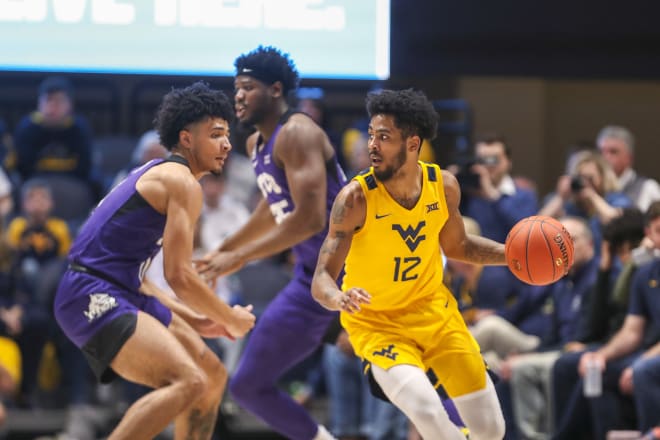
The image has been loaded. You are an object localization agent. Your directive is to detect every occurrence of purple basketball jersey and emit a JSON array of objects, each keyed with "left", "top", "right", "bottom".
[
  {"left": 251, "top": 112, "right": 347, "bottom": 282},
  {"left": 68, "top": 159, "right": 167, "bottom": 291}
]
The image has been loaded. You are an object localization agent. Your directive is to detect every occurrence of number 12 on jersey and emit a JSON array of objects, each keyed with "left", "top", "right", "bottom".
[{"left": 393, "top": 256, "right": 421, "bottom": 281}]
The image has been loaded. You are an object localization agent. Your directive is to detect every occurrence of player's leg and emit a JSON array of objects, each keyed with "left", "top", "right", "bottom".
[
  {"left": 370, "top": 363, "right": 466, "bottom": 440},
  {"left": 108, "top": 311, "right": 209, "bottom": 440},
  {"left": 167, "top": 312, "right": 227, "bottom": 440},
  {"left": 452, "top": 373, "right": 505, "bottom": 440},
  {"left": 229, "top": 279, "right": 336, "bottom": 440},
  {"left": 425, "top": 312, "right": 506, "bottom": 440}
]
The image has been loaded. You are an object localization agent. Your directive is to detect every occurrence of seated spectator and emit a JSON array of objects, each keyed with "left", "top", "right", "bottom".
[
  {"left": 12, "top": 76, "right": 100, "bottom": 198},
  {"left": 296, "top": 88, "right": 345, "bottom": 168},
  {"left": 578, "top": 256, "right": 660, "bottom": 438},
  {"left": 552, "top": 206, "right": 651, "bottom": 439},
  {"left": 597, "top": 125, "right": 660, "bottom": 212},
  {"left": 199, "top": 172, "right": 250, "bottom": 254},
  {"left": 1, "top": 181, "right": 71, "bottom": 407},
  {"left": 502, "top": 217, "right": 598, "bottom": 439},
  {"left": 0, "top": 336, "right": 21, "bottom": 426},
  {"left": 342, "top": 130, "right": 371, "bottom": 179},
  {"left": 539, "top": 149, "right": 632, "bottom": 252},
  {"left": 110, "top": 130, "right": 167, "bottom": 190},
  {"left": 454, "top": 133, "right": 539, "bottom": 243}
]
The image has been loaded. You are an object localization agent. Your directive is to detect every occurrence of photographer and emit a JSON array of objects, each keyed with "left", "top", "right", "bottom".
[
  {"left": 451, "top": 133, "right": 538, "bottom": 311},
  {"left": 539, "top": 149, "right": 632, "bottom": 251},
  {"left": 454, "top": 133, "right": 538, "bottom": 243}
]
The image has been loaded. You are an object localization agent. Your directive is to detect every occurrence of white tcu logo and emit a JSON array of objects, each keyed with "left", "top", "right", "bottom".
[
  {"left": 84, "top": 293, "right": 118, "bottom": 323},
  {"left": 256, "top": 172, "right": 291, "bottom": 224},
  {"left": 256, "top": 172, "right": 283, "bottom": 196}
]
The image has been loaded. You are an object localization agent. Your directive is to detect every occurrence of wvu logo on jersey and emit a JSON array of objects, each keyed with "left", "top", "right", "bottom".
[
  {"left": 373, "top": 344, "right": 399, "bottom": 360},
  {"left": 426, "top": 202, "right": 439, "bottom": 213},
  {"left": 392, "top": 221, "right": 426, "bottom": 252}
]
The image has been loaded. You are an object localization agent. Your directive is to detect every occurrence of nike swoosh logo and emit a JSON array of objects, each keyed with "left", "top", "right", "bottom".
[{"left": 375, "top": 213, "right": 392, "bottom": 219}]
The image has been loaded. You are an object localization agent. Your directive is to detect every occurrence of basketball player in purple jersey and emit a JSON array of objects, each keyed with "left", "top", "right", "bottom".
[
  {"left": 196, "top": 46, "right": 347, "bottom": 440},
  {"left": 53, "top": 82, "right": 255, "bottom": 440}
]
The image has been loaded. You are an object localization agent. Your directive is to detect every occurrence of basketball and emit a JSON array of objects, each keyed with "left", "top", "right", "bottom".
[{"left": 505, "top": 216, "right": 574, "bottom": 286}]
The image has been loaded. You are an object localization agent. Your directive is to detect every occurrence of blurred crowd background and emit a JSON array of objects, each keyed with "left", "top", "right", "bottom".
[{"left": 1, "top": 1, "right": 660, "bottom": 439}]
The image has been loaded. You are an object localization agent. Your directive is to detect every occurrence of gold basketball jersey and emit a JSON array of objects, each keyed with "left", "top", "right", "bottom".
[{"left": 342, "top": 162, "right": 450, "bottom": 317}]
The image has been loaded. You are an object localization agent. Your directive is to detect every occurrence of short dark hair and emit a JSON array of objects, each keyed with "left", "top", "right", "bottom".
[
  {"left": 38, "top": 76, "right": 74, "bottom": 99},
  {"left": 234, "top": 46, "right": 300, "bottom": 95},
  {"left": 602, "top": 208, "right": 645, "bottom": 254},
  {"left": 154, "top": 81, "right": 234, "bottom": 151},
  {"left": 475, "top": 132, "right": 512, "bottom": 158},
  {"left": 645, "top": 200, "right": 660, "bottom": 226},
  {"left": 366, "top": 89, "right": 438, "bottom": 141}
]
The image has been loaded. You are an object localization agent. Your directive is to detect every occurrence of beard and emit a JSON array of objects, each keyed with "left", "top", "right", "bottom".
[{"left": 373, "top": 143, "right": 407, "bottom": 182}]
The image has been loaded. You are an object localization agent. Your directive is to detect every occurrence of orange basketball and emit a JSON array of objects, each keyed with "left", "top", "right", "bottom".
[{"left": 505, "top": 216, "right": 574, "bottom": 286}]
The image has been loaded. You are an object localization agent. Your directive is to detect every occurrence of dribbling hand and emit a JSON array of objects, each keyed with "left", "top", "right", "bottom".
[{"left": 335, "top": 287, "right": 371, "bottom": 314}]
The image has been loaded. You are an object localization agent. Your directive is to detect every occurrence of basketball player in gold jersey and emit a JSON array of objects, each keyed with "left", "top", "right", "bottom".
[{"left": 312, "top": 89, "right": 507, "bottom": 440}]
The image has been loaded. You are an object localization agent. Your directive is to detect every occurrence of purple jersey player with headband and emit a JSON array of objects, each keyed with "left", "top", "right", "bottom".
[
  {"left": 54, "top": 82, "right": 255, "bottom": 440},
  {"left": 196, "top": 46, "right": 347, "bottom": 440}
]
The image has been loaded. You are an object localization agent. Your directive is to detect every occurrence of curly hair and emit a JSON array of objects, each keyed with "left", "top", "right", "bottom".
[
  {"left": 366, "top": 89, "right": 438, "bottom": 141},
  {"left": 154, "top": 81, "right": 234, "bottom": 151},
  {"left": 234, "top": 46, "right": 299, "bottom": 95}
]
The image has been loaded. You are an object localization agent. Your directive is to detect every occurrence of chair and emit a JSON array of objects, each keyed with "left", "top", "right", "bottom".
[{"left": 24, "top": 175, "right": 96, "bottom": 233}]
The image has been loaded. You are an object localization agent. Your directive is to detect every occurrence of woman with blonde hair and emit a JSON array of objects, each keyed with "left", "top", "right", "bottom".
[{"left": 540, "top": 149, "right": 633, "bottom": 251}]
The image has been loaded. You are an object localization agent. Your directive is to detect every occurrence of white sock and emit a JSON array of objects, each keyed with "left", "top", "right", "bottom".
[{"left": 313, "top": 425, "right": 338, "bottom": 440}]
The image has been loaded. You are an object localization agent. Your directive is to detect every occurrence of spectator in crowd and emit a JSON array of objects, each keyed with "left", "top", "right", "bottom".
[
  {"left": 504, "top": 217, "right": 598, "bottom": 439},
  {"left": 296, "top": 87, "right": 344, "bottom": 166},
  {"left": 539, "top": 149, "right": 632, "bottom": 252},
  {"left": 0, "top": 336, "right": 21, "bottom": 426},
  {"left": 12, "top": 76, "right": 100, "bottom": 197},
  {"left": 110, "top": 129, "right": 167, "bottom": 190},
  {"left": 3, "top": 179, "right": 71, "bottom": 407},
  {"left": 552, "top": 206, "right": 650, "bottom": 439},
  {"left": 0, "top": 118, "right": 14, "bottom": 220},
  {"left": 451, "top": 133, "right": 537, "bottom": 313},
  {"left": 578, "top": 255, "right": 660, "bottom": 438},
  {"left": 456, "top": 133, "right": 538, "bottom": 243},
  {"left": 596, "top": 125, "right": 660, "bottom": 212},
  {"left": 198, "top": 172, "right": 250, "bottom": 254},
  {"left": 0, "top": 219, "right": 19, "bottom": 421},
  {"left": 342, "top": 130, "right": 371, "bottom": 179}
]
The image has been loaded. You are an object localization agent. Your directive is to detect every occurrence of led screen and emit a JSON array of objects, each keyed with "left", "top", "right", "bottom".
[{"left": 0, "top": 0, "right": 390, "bottom": 79}]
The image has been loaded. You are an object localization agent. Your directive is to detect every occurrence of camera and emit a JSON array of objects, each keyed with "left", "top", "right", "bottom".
[
  {"left": 455, "top": 156, "right": 499, "bottom": 191},
  {"left": 570, "top": 175, "right": 586, "bottom": 193}
]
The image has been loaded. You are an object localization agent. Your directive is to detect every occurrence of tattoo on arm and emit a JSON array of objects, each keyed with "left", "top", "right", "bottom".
[
  {"left": 331, "top": 195, "right": 353, "bottom": 224},
  {"left": 315, "top": 230, "right": 348, "bottom": 307},
  {"left": 464, "top": 235, "right": 505, "bottom": 265}
]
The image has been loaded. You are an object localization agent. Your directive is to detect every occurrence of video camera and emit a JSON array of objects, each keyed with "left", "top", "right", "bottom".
[{"left": 455, "top": 155, "right": 499, "bottom": 191}]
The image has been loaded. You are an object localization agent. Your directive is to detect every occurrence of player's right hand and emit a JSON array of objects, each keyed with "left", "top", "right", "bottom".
[
  {"left": 226, "top": 304, "right": 256, "bottom": 338},
  {"left": 195, "top": 250, "right": 245, "bottom": 280},
  {"left": 335, "top": 287, "right": 371, "bottom": 314}
]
